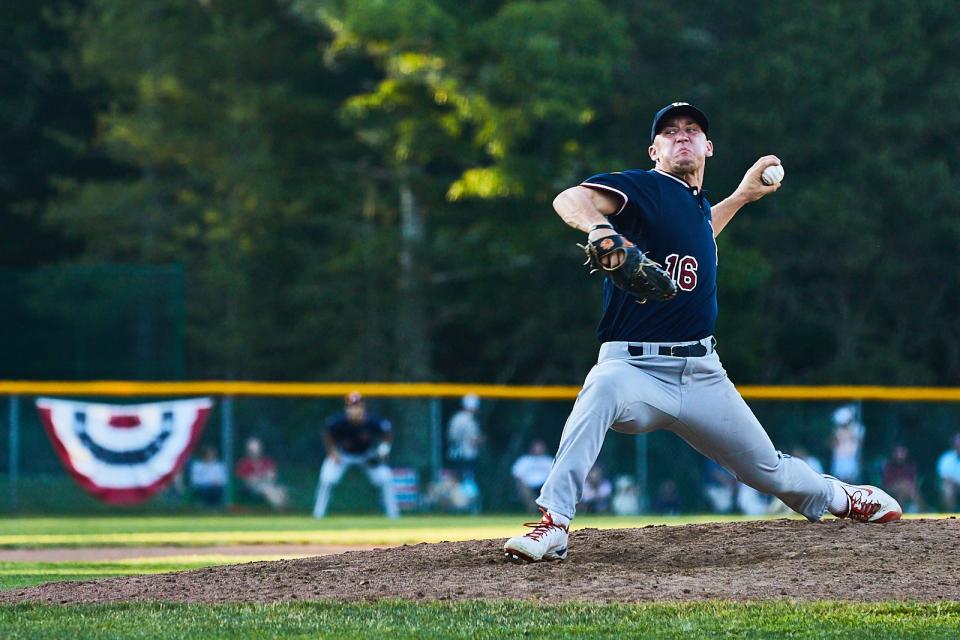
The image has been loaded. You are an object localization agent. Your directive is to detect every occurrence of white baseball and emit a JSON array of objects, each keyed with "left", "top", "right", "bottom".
[{"left": 761, "top": 164, "right": 785, "bottom": 186}]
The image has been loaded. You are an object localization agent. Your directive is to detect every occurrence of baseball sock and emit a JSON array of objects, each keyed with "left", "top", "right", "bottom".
[
  {"left": 548, "top": 511, "right": 570, "bottom": 528},
  {"left": 826, "top": 478, "right": 851, "bottom": 516}
]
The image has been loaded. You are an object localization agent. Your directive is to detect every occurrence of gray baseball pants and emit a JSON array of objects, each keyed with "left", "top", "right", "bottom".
[
  {"left": 313, "top": 454, "right": 399, "bottom": 519},
  {"left": 537, "top": 338, "right": 832, "bottom": 521}
]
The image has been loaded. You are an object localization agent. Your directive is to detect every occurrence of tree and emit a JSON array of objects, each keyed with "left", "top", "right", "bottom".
[
  {"left": 19, "top": 0, "right": 958, "bottom": 387},
  {"left": 49, "top": 0, "right": 370, "bottom": 379},
  {"left": 0, "top": 0, "right": 100, "bottom": 267},
  {"left": 702, "top": 0, "right": 960, "bottom": 383}
]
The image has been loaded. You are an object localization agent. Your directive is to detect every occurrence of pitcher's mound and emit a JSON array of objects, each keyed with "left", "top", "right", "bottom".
[{"left": 4, "top": 519, "right": 959, "bottom": 604}]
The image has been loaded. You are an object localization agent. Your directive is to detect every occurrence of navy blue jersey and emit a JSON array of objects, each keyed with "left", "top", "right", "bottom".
[
  {"left": 581, "top": 169, "right": 718, "bottom": 342},
  {"left": 325, "top": 413, "right": 391, "bottom": 455}
]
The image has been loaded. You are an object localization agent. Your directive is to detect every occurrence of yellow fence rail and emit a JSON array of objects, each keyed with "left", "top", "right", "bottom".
[{"left": 0, "top": 381, "right": 959, "bottom": 401}]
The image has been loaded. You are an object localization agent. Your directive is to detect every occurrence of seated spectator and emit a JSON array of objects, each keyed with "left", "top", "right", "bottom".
[
  {"left": 580, "top": 466, "right": 612, "bottom": 514},
  {"left": 511, "top": 439, "right": 554, "bottom": 511},
  {"left": 653, "top": 479, "right": 682, "bottom": 515},
  {"left": 459, "top": 473, "right": 481, "bottom": 514},
  {"left": 883, "top": 444, "right": 923, "bottom": 514},
  {"left": 424, "top": 469, "right": 472, "bottom": 513},
  {"left": 189, "top": 445, "right": 227, "bottom": 508},
  {"left": 703, "top": 458, "right": 737, "bottom": 513},
  {"left": 704, "top": 458, "right": 769, "bottom": 515},
  {"left": 736, "top": 482, "right": 770, "bottom": 516},
  {"left": 236, "top": 437, "right": 289, "bottom": 510},
  {"left": 937, "top": 433, "right": 960, "bottom": 512},
  {"left": 611, "top": 475, "right": 641, "bottom": 515}
]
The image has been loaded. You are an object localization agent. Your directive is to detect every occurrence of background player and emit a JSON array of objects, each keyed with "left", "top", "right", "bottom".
[
  {"left": 504, "top": 102, "right": 902, "bottom": 563},
  {"left": 313, "top": 391, "right": 399, "bottom": 518},
  {"left": 446, "top": 393, "right": 483, "bottom": 482}
]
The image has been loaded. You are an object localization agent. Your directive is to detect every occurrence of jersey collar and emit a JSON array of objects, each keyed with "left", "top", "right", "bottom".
[{"left": 654, "top": 169, "right": 706, "bottom": 198}]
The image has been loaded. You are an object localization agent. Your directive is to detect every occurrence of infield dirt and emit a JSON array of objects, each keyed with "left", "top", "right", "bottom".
[{"left": 4, "top": 518, "right": 959, "bottom": 604}]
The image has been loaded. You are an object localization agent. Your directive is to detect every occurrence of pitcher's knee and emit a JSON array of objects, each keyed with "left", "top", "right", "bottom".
[{"left": 579, "top": 369, "right": 620, "bottom": 401}]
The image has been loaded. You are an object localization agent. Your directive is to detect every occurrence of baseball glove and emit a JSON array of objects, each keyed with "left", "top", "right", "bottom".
[{"left": 580, "top": 234, "right": 677, "bottom": 303}]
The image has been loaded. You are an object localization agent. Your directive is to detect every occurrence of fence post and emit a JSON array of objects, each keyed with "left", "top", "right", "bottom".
[
  {"left": 430, "top": 397, "right": 442, "bottom": 482},
  {"left": 635, "top": 433, "right": 648, "bottom": 513},
  {"left": 8, "top": 395, "right": 19, "bottom": 512},
  {"left": 221, "top": 396, "right": 234, "bottom": 507}
]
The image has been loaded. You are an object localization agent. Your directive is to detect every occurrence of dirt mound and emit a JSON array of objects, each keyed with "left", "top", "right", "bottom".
[{"left": 5, "top": 519, "right": 960, "bottom": 604}]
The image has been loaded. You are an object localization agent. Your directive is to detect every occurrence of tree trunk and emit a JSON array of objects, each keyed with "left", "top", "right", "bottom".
[
  {"left": 395, "top": 176, "right": 433, "bottom": 473},
  {"left": 396, "top": 177, "right": 432, "bottom": 381}
]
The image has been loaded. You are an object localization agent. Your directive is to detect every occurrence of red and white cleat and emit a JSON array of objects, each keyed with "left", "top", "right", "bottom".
[
  {"left": 826, "top": 475, "right": 902, "bottom": 523},
  {"left": 503, "top": 508, "right": 569, "bottom": 562}
]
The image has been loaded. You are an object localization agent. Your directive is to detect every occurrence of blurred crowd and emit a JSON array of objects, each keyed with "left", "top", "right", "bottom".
[
  {"left": 172, "top": 398, "right": 960, "bottom": 517},
  {"left": 177, "top": 436, "right": 290, "bottom": 511},
  {"left": 705, "top": 404, "right": 947, "bottom": 517}
]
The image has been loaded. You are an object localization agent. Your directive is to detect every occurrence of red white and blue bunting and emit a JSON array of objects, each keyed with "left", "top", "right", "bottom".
[{"left": 36, "top": 397, "right": 213, "bottom": 504}]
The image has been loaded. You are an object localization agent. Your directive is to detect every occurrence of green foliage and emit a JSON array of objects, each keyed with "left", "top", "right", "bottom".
[
  {"left": 0, "top": 265, "right": 184, "bottom": 379},
  {"left": 705, "top": 0, "right": 960, "bottom": 383},
  {"left": 5, "top": 0, "right": 959, "bottom": 385},
  {"left": 44, "top": 0, "right": 374, "bottom": 378},
  {"left": 0, "top": 0, "right": 95, "bottom": 267}
]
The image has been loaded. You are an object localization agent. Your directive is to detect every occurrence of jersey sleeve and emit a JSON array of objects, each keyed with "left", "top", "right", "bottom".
[
  {"left": 580, "top": 172, "right": 631, "bottom": 216},
  {"left": 322, "top": 415, "right": 340, "bottom": 433}
]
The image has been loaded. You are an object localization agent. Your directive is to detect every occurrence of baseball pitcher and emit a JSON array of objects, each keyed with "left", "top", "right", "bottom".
[{"left": 504, "top": 102, "right": 901, "bottom": 563}]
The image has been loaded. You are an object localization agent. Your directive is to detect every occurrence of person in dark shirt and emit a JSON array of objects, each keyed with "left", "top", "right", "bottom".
[
  {"left": 312, "top": 391, "right": 399, "bottom": 518},
  {"left": 882, "top": 444, "right": 923, "bottom": 513}
]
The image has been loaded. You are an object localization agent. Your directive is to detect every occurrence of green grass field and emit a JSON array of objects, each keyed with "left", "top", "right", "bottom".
[
  {"left": 0, "top": 515, "right": 956, "bottom": 638},
  {"left": 3, "top": 601, "right": 960, "bottom": 639}
]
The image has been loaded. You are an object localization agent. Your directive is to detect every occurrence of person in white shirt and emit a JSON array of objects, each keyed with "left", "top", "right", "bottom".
[
  {"left": 937, "top": 433, "right": 960, "bottom": 512},
  {"left": 612, "top": 475, "right": 641, "bottom": 516},
  {"left": 830, "top": 405, "right": 865, "bottom": 483},
  {"left": 511, "top": 440, "right": 554, "bottom": 510},
  {"left": 189, "top": 445, "right": 227, "bottom": 508},
  {"left": 447, "top": 394, "right": 484, "bottom": 481},
  {"left": 580, "top": 466, "right": 613, "bottom": 513}
]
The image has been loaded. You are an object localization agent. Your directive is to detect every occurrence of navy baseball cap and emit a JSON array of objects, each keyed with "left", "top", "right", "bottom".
[{"left": 650, "top": 102, "right": 709, "bottom": 141}]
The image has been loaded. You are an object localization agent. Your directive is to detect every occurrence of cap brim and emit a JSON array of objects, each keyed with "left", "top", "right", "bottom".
[{"left": 652, "top": 105, "right": 709, "bottom": 141}]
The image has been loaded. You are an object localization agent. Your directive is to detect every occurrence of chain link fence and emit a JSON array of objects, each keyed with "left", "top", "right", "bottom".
[{"left": 1, "top": 390, "right": 958, "bottom": 515}]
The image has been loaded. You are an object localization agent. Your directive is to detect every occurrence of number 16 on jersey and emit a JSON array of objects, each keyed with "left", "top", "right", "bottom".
[{"left": 663, "top": 254, "right": 699, "bottom": 291}]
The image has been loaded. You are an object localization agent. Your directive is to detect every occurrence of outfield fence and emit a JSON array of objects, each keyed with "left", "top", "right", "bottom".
[{"left": 1, "top": 381, "right": 959, "bottom": 515}]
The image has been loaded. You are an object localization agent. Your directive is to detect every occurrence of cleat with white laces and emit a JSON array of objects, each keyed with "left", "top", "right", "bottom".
[
  {"left": 825, "top": 475, "right": 902, "bottom": 523},
  {"left": 503, "top": 508, "right": 569, "bottom": 562}
]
